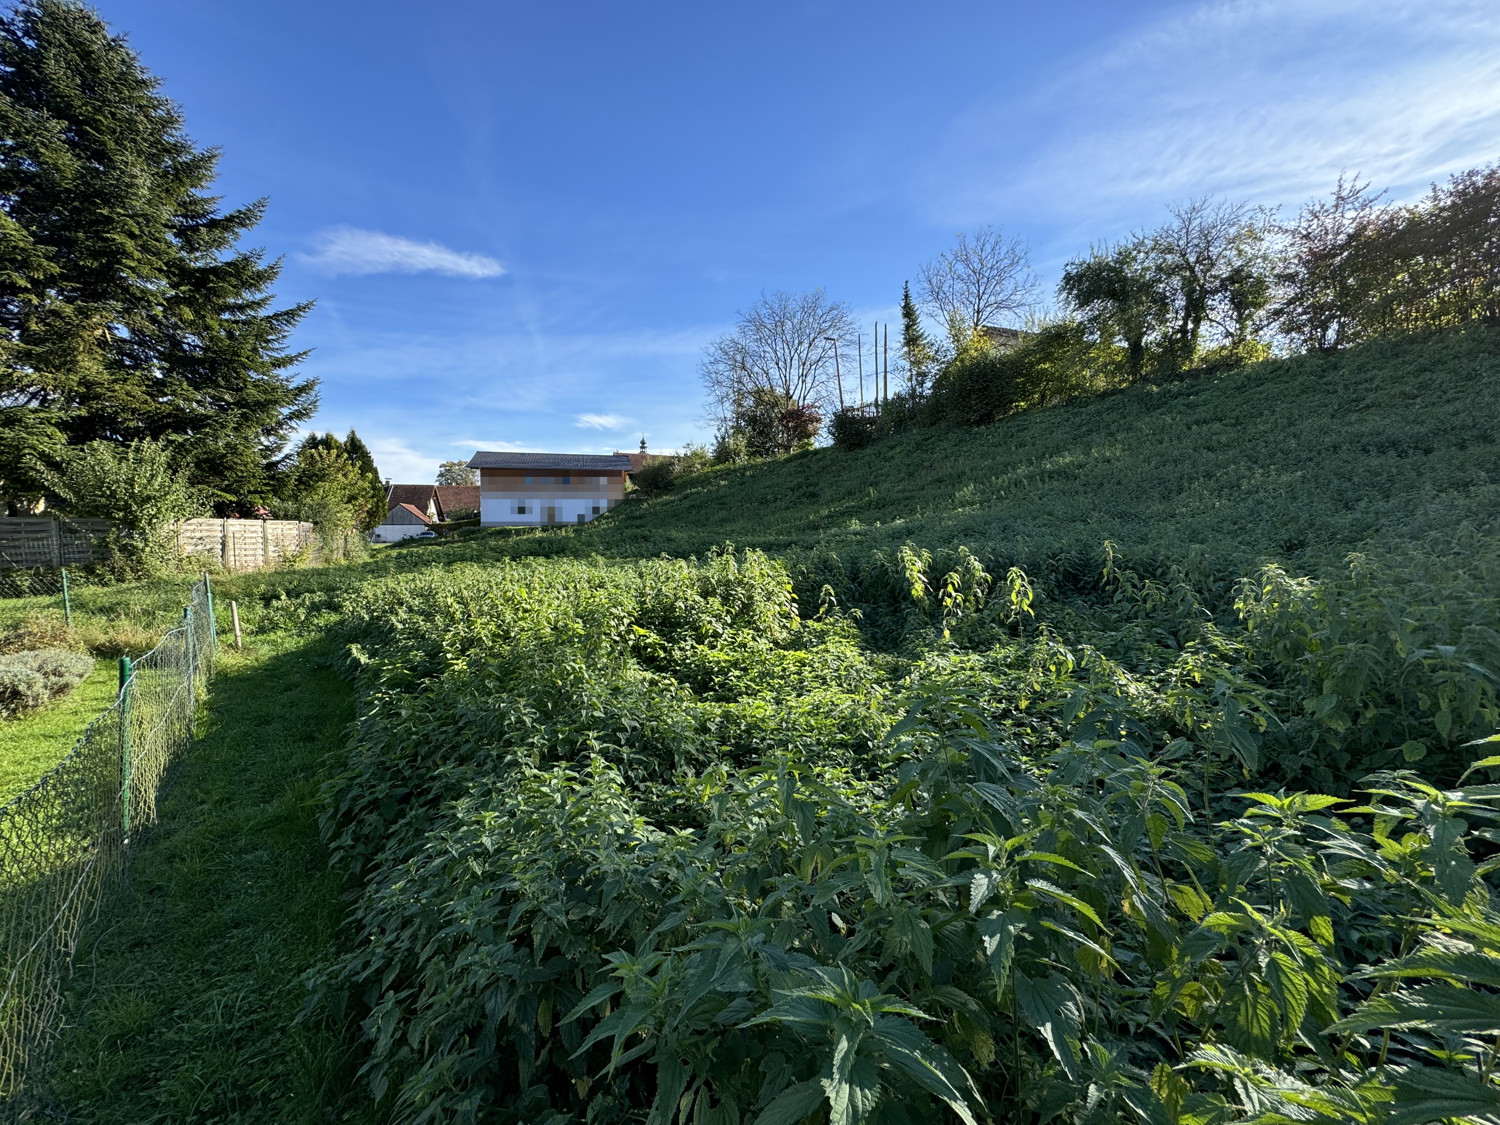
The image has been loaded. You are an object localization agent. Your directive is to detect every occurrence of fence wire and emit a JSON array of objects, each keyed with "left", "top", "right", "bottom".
[{"left": 0, "top": 577, "right": 215, "bottom": 1117}]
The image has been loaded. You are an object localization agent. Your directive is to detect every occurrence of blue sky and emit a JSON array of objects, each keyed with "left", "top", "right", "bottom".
[{"left": 100, "top": 0, "right": 1500, "bottom": 482}]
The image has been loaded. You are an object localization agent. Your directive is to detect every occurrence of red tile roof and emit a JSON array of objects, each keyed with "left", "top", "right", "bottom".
[
  {"left": 386, "top": 484, "right": 436, "bottom": 514},
  {"left": 434, "top": 485, "right": 480, "bottom": 517}
]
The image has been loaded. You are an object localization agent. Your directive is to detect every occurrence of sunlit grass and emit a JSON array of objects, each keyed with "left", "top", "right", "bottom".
[{"left": 0, "top": 659, "right": 118, "bottom": 804}]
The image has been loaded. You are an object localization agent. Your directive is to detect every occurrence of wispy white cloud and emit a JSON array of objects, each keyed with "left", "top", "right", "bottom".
[
  {"left": 300, "top": 226, "right": 505, "bottom": 278},
  {"left": 921, "top": 0, "right": 1500, "bottom": 236},
  {"left": 574, "top": 412, "right": 633, "bottom": 430}
]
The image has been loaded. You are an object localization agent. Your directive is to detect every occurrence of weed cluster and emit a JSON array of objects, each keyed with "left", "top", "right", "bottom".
[{"left": 311, "top": 543, "right": 1500, "bottom": 1124}]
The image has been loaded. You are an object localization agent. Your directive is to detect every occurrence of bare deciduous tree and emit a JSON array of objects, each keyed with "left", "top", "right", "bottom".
[
  {"left": 918, "top": 226, "right": 1037, "bottom": 344},
  {"left": 700, "top": 290, "right": 855, "bottom": 428}
]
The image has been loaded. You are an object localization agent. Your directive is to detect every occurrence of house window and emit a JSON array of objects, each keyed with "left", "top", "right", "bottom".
[
  {"left": 560, "top": 474, "right": 570, "bottom": 485},
  {"left": 516, "top": 502, "right": 528, "bottom": 515},
  {"left": 576, "top": 513, "right": 585, "bottom": 524},
  {"left": 591, "top": 505, "right": 600, "bottom": 515}
]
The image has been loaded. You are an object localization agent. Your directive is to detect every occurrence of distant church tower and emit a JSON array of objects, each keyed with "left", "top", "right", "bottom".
[{"left": 639, "top": 436, "right": 648, "bottom": 454}]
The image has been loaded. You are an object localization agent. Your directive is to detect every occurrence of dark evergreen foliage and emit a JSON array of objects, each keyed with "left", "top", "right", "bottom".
[{"left": 0, "top": 0, "right": 315, "bottom": 513}]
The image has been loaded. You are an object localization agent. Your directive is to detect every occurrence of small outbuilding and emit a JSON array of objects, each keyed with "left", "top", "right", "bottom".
[{"left": 370, "top": 502, "right": 432, "bottom": 543}]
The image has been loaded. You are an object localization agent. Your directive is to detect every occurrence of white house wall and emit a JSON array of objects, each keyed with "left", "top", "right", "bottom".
[
  {"left": 480, "top": 496, "right": 616, "bottom": 527},
  {"left": 371, "top": 523, "right": 432, "bottom": 543}
]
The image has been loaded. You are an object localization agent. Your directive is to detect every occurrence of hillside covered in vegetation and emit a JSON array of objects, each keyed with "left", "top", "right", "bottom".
[
  {"left": 592, "top": 328, "right": 1499, "bottom": 574},
  {"left": 163, "top": 326, "right": 1494, "bottom": 1125}
]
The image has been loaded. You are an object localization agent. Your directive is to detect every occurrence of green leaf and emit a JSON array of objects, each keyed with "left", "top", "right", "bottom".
[
  {"left": 1387, "top": 1065, "right": 1500, "bottom": 1125},
  {"left": 1332, "top": 984, "right": 1500, "bottom": 1036},
  {"left": 977, "top": 907, "right": 1026, "bottom": 990},
  {"left": 1014, "top": 972, "right": 1083, "bottom": 1080},
  {"left": 823, "top": 1037, "right": 880, "bottom": 1125},
  {"left": 753, "top": 1080, "right": 825, "bottom": 1125},
  {"left": 869, "top": 1015, "right": 981, "bottom": 1125}
]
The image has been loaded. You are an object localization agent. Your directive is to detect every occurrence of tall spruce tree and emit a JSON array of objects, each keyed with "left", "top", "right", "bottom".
[
  {"left": 899, "top": 281, "right": 935, "bottom": 396},
  {"left": 0, "top": 0, "right": 315, "bottom": 513}
]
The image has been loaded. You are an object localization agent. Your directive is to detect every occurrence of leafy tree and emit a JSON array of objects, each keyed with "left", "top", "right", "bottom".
[
  {"left": 0, "top": 0, "right": 316, "bottom": 515},
  {"left": 277, "top": 433, "right": 382, "bottom": 535},
  {"left": 435, "top": 460, "right": 477, "bottom": 487},
  {"left": 1059, "top": 239, "right": 1170, "bottom": 383},
  {"left": 49, "top": 438, "right": 203, "bottom": 574},
  {"left": 342, "top": 430, "right": 387, "bottom": 531},
  {"left": 897, "top": 281, "right": 935, "bottom": 396},
  {"left": 1271, "top": 175, "right": 1387, "bottom": 353},
  {"left": 714, "top": 388, "right": 821, "bottom": 459},
  {"left": 1147, "top": 197, "right": 1272, "bottom": 367}
]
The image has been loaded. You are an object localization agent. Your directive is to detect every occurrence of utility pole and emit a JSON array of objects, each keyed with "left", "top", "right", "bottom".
[
  {"left": 824, "top": 337, "right": 844, "bottom": 410},
  {"left": 883, "top": 324, "right": 889, "bottom": 404},
  {"left": 856, "top": 333, "right": 864, "bottom": 406}
]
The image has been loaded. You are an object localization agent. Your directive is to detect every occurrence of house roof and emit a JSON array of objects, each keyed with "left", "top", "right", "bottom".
[
  {"left": 468, "top": 451, "right": 633, "bottom": 471},
  {"left": 434, "top": 485, "right": 480, "bottom": 515},
  {"left": 391, "top": 503, "right": 431, "bottom": 524},
  {"left": 980, "top": 325, "right": 1029, "bottom": 350},
  {"left": 386, "top": 483, "right": 436, "bottom": 512}
]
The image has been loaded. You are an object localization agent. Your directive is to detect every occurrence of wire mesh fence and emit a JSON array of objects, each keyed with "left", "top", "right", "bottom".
[{"left": 0, "top": 576, "right": 216, "bottom": 1117}]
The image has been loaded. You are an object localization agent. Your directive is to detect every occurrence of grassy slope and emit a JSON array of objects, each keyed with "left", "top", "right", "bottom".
[
  {"left": 453, "top": 329, "right": 1499, "bottom": 574},
  {"left": 0, "top": 659, "right": 117, "bottom": 803},
  {"left": 50, "top": 634, "right": 373, "bottom": 1124}
]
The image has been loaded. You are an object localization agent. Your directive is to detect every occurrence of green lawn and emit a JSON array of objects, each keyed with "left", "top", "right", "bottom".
[
  {"left": 0, "top": 659, "right": 119, "bottom": 804},
  {"left": 50, "top": 634, "right": 376, "bottom": 1124}
]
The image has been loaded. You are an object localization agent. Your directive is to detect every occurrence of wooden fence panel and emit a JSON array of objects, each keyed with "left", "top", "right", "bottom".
[
  {"left": 0, "top": 517, "right": 318, "bottom": 572},
  {"left": 0, "top": 518, "right": 112, "bottom": 568},
  {"left": 177, "top": 518, "right": 317, "bottom": 572}
]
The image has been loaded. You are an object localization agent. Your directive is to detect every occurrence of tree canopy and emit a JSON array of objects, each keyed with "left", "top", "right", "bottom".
[{"left": 0, "top": 0, "right": 315, "bottom": 514}]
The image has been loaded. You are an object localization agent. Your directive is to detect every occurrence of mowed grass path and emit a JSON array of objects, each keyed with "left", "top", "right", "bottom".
[{"left": 51, "top": 634, "right": 376, "bottom": 1124}]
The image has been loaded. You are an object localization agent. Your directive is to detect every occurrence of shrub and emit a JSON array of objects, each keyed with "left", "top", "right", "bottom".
[
  {"left": 632, "top": 457, "right": 678, "bottom": 496},
  {"left": 49, "top": 439, "right": 204, "bottom": 577},
  {"left": 926, "top": 336, "right": 1030, "bottom": 427},
  {"left": 0, "top": 648, "right": 93, "bottom": 716},
  {"left": 828, "top": 406, "right": 877, "bottom": 450}
]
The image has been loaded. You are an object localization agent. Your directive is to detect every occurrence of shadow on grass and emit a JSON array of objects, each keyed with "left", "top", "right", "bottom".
[{"left": 48, "top": 633, "right": 378, "bottom": 1124}]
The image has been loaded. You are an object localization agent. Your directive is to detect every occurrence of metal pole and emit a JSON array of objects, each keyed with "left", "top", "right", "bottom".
[
  {"left": 825, "top": 336, "right": 843, "bottom": 410},
  {"left": 883, "top": 324, "right": 889, "bottom": 405},
  {"left": 61, "top": 567, "right": 71, "bottom": 628},
  {"left": 857, "top": 333, "right": 864, "bottom": 406},
  {"left": 118, "top": 655, "right": 133, "bottom": 841},
  {"left": 231, "top": 600, "right": 243, "bottom": 649}
]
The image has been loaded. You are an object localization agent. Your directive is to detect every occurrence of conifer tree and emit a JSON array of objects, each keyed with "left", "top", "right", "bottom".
[
  {"left": 899, "top": 281, "right": 935, "bottom": 396},
  {"left": 0, "top": 0, "right": 315, "bottom": 513}
]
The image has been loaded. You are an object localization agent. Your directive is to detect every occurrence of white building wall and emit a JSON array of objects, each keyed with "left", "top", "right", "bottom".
[
  {"left": 370, "top": 522, "right": 432, "bottom": 543},
  {"left": 480, "top": 496, "right": 615, "bottom": 527}
]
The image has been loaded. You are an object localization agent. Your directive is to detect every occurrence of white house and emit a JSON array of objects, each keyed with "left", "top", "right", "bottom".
[{"left": 469, "top": 451, "right": 633, "bottom": 527}]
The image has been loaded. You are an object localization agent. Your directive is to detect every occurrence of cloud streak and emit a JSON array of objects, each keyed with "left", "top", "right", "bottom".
[
  {"left": 574, "top": 413, "right": 632, "bottom": 430},
  {"left": 921, "top": 0, "right": 1500, "bottom": 238},
  {"left": 300, "top": 226, "right": 505, "bottom": 278}
]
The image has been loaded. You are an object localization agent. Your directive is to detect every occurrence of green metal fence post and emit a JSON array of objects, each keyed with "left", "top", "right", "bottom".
[
  {"left": 202, "top": 573, "right": 216, "bottom": 641},
  {"left": 183, "top": 605, "right": 195, "bottom": 713},
  {"left": 61, "top": 567, "right": 72, "bottom": 628},
  {"left": 118, "top": 655, "right": 133, "bottom": 841}
]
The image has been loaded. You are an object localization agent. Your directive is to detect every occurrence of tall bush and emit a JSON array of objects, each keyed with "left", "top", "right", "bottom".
[{"left": 50, "top": 439, "right": 202, "bottom": 575}]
